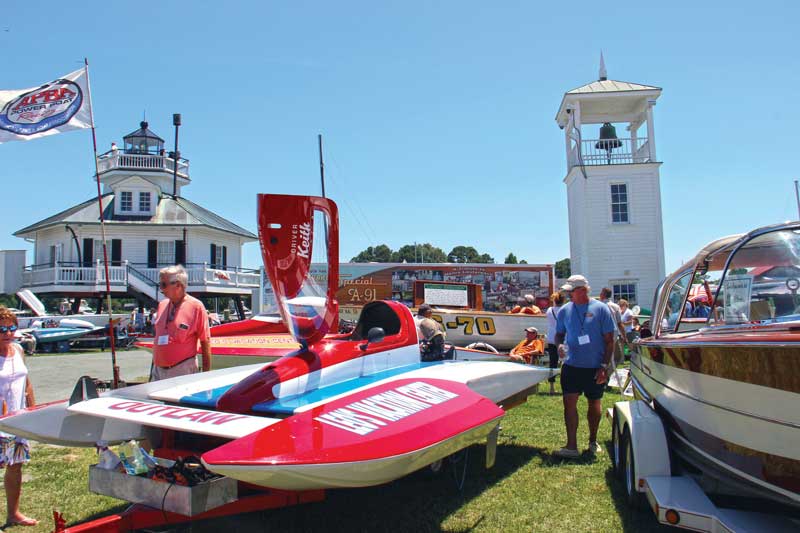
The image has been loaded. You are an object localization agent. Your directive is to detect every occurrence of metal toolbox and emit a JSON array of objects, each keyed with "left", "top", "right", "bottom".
[{"left": 88, "top": 459, "right": 238, "bottom": 517}]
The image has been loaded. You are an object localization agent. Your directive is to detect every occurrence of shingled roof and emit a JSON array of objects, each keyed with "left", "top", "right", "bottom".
[
  {"left": 14, "top": 194, "right": 257, "bottom": 240},
  {"left": 565, "top": 79, "right": 661, "bottom": 95}
]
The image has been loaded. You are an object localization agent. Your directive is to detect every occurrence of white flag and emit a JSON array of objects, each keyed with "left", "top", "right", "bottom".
[{"left": 0, "top": 68, "right": 92, "bottom": 143}]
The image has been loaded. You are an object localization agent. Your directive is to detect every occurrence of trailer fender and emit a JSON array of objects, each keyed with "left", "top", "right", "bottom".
[{"left": 613, "top": 400, "right": 670, "bottom": 491}]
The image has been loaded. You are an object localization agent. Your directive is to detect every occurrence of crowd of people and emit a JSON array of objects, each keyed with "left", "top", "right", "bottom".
[
  {"left": 414, "top": 272, "right": 639, "bottom": 460},
  {"left": 0, "top": 267, "right": 636, "bottom": 525}
]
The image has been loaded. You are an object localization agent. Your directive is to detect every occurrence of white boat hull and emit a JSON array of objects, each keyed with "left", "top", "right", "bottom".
[
  {"left": 632, "top": 352, "right": 800, "bottom": 506},
  {"left": 205, "top": 417, "right": 501, "bottom": 490},
  {"left": 429, "top": 309, "right": 547, "bottom": 351}
]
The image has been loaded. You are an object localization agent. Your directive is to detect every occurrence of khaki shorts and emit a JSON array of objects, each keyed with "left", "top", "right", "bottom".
[{"left": 150, "top": 356, "right": 199, "bottom": 381}]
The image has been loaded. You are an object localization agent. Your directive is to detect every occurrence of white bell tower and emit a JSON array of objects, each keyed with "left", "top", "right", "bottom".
[{"left": 555, "top": 56, "right": 666, "bottom": 308}]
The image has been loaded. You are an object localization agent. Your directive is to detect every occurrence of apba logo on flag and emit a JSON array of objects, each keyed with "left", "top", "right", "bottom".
[{"left": 0, "top": 78, "right": 83, "bottom": 136}]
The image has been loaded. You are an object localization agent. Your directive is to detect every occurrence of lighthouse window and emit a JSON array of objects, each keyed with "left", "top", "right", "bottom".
[
  {"left": 610, "top": 183, "right": 629, "bottom": 223},
  {"left": 120, "top": 191, "right": 133, "bottom": 212},
  {"left": 139, "top": 192, "right": 151, "bottom": 212},
  {"left": 157, "top": 241, "right": 175, "bottom": 266}
]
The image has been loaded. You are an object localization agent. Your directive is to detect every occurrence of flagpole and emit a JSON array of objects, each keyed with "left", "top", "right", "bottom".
[{"left": 84, "top": 58, "right": 120, "bottom": 389}]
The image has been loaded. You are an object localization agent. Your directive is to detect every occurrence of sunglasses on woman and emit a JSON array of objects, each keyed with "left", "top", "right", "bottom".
[
  {"left": 159, "top": 280, "right": 179, "bottom": 289},
  {"left": 0, "top": 325, "right": 18, "bottom": 333}
]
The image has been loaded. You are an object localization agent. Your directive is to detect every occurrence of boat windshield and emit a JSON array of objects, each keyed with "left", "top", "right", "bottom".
[{"left": 709, "top": 227, "right": 800, "bottom": 326}]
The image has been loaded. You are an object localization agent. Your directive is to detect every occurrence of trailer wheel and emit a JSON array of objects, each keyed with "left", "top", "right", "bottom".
[
  {"left": 622, "top": 427, "right": 646, "bottom": 509},
  {"left": 611, "top": 411, "right": 623, "bottom": 479},
  {"left": 40, "top": 343, "right": 53, "bottom": 353}
]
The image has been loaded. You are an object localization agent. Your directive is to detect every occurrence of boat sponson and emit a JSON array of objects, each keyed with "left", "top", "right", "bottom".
[
  {"left": 201, "top": 378, "right": 504, "bottom": 489},
  {"left": 0, "top": 400, "right": 151, "bottom": 447}
]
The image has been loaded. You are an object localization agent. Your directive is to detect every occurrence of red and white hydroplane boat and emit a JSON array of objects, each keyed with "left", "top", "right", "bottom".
[{"left": 0, "top": 194, "right": 556, "bottom": 491}]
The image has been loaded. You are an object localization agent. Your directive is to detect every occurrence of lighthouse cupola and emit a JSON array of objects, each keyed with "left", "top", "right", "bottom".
[{"left": 123, "top": 121, "right": 164, "bottom": 155}]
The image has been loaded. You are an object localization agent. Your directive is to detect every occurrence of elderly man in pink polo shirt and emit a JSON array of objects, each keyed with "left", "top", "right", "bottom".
[{"left": 150, "top": 265, "right": 212, "bottom": 381}]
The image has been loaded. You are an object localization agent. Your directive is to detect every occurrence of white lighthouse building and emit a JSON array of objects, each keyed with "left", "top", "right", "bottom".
[
  {"left": 555, "top": 59, "right": 666, "bottom": 308},
  {"left": 13, "top": 120, "right": 259, "bottom": 315}
]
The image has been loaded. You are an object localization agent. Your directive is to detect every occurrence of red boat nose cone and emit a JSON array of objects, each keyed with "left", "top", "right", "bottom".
[{"left": 204, "top": 378, "right": 504, "bottom": 468}]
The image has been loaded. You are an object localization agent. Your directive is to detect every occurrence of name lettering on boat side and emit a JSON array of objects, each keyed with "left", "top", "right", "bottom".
[
  {"left": 107, "top": 401, "right": 248, "bottom": 425},
  {"left": 314, "top": 382, "right": 458, "bottom": 436},
  {"left": 291, "top": 222, "right": 312, "bottom": 259}
]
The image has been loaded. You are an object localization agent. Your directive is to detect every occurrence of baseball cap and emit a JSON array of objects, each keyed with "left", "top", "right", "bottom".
[
  {"left": 524, "top": 326, "right": 538, "bottom": 334},
  {"left": 560, "top": 274, "right": 589, "bottom": 291}
]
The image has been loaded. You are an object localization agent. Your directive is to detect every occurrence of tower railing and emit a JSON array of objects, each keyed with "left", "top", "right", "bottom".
[
  {"left": 96, "top": 151, "right": 190, "bottom": 177},
  {"left": 569, "top": 137, "right": 652, "bottom": 167}
]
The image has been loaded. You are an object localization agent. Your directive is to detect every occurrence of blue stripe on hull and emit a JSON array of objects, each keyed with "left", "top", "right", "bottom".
[{"left": 179, "top": 361, "right": 443, "bottom": 414}]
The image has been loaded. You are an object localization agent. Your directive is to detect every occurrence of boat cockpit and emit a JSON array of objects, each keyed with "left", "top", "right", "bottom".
[
  {"left": 348, "top": 301, "right": 404, "bottom": 341},
  {"left": 648, "top": 222, "right": 800, "bottom": 339}
]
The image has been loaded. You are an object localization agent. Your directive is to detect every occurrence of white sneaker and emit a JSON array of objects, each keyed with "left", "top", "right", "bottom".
[
  {"left": 554, "top": 447, "right": 580, "bottom": 459},
  {"left": 587, "top": 441, "right": 602, "bottom": 455}
]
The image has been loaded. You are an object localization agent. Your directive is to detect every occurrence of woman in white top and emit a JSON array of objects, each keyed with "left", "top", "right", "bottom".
[
  {"left": 0, "top": 307, "right": 37, "bottom": 527},
  {"left": 544, "top": 292, "right": 565, "bottom": 395},
  {"left": 619, "top": 299, "right": 635, "bottom": 343}
]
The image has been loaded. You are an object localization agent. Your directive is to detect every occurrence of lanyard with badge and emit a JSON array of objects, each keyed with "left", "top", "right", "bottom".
[
  {"left": 156, "top": 302, "right": 178, "bottom": 347},
  {"left": 574, "top": 303, "right": 591, "bottom": 346}
]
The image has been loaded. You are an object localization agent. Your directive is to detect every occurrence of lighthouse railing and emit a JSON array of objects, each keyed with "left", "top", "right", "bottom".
[
  {"left": 96, "top": 151, "right": 190, "bottom": 177},
  {"left": 21, "top": 261, "right": 259, "bottom": 292}
]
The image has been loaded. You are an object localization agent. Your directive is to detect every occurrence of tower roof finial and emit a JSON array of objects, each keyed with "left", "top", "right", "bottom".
[{"left": 599, "top": 51, "right": 607, "bottom": 81}]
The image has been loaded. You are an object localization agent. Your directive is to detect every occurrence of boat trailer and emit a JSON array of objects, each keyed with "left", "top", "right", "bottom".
[
  {"left": 52, "top": 489, "right": 324, "bottom": 533},
  {"left": 607, "top": 402, "right": 800, "bottom": 532},
  {"left": 50, "top": 427, "right": 325, "bottom": 533}
]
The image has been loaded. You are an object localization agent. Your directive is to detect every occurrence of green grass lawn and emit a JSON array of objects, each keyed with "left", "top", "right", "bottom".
[{"left": 9, "top": 385, "right": 672, "bottom": 532}]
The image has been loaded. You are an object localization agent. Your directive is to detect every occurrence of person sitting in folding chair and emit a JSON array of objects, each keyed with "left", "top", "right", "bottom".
[{"left": 509, "top": 327, "right": 544, "bottom": 364}]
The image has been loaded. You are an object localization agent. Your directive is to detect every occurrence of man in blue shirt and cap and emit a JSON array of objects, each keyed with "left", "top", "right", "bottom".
[{"left": 554, "top": 274, "right": 615, "bottom": 458}]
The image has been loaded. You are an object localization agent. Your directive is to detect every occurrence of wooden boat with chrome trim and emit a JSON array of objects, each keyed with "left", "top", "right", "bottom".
[{"left": 631, "top": 221, "right": 800, "bottom": 513}]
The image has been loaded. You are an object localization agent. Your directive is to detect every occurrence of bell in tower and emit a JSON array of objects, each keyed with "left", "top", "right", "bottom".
[{"left": 595, "top": 122, "right": 622, "bottom": 164}]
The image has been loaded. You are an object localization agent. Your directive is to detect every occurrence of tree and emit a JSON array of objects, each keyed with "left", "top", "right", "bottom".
[
  {"left": 447, "top": 246, "right": 480, "bottom": 263},
  {"left": 350, "top": 244, "right": 393, "bottom": 262},
  {"left": 351, "top": 243, "right": 450, "bottom": 263},
  {"left": 555, "top": 258, "right": 571, "bottom": 278},
  {"left": 350, "top": 246, "right": 376, "bottom": 262},
  {"left": 372, "top": 244, "right": 393, "bottom": 262},
  {"left": 0, "top": 295, "right": 17, "bottom": 309},
  {"left": 504, "top": 253, "right": 518, "bottom": 264},
  {"left": 392, "top": 245, "right": 417, "bottom": 263},
  {"left": 519, "top": 259, "right": 528, "bottom": 264},
  {"left": 476, "top": 253, "right": 494, "bottom": 263},
  {"left": 417, "top": 243, "right": 447, "bottom": 263}
]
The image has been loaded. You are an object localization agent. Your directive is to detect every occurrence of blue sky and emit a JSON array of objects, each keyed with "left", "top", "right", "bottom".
[{"left": 1, "top": 1, "right": 798, "bottom": 273}]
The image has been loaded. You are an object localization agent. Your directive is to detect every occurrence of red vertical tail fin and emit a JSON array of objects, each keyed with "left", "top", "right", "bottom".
[{"left": 257, "top": 194, "right": 339, "bottom": 346}]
